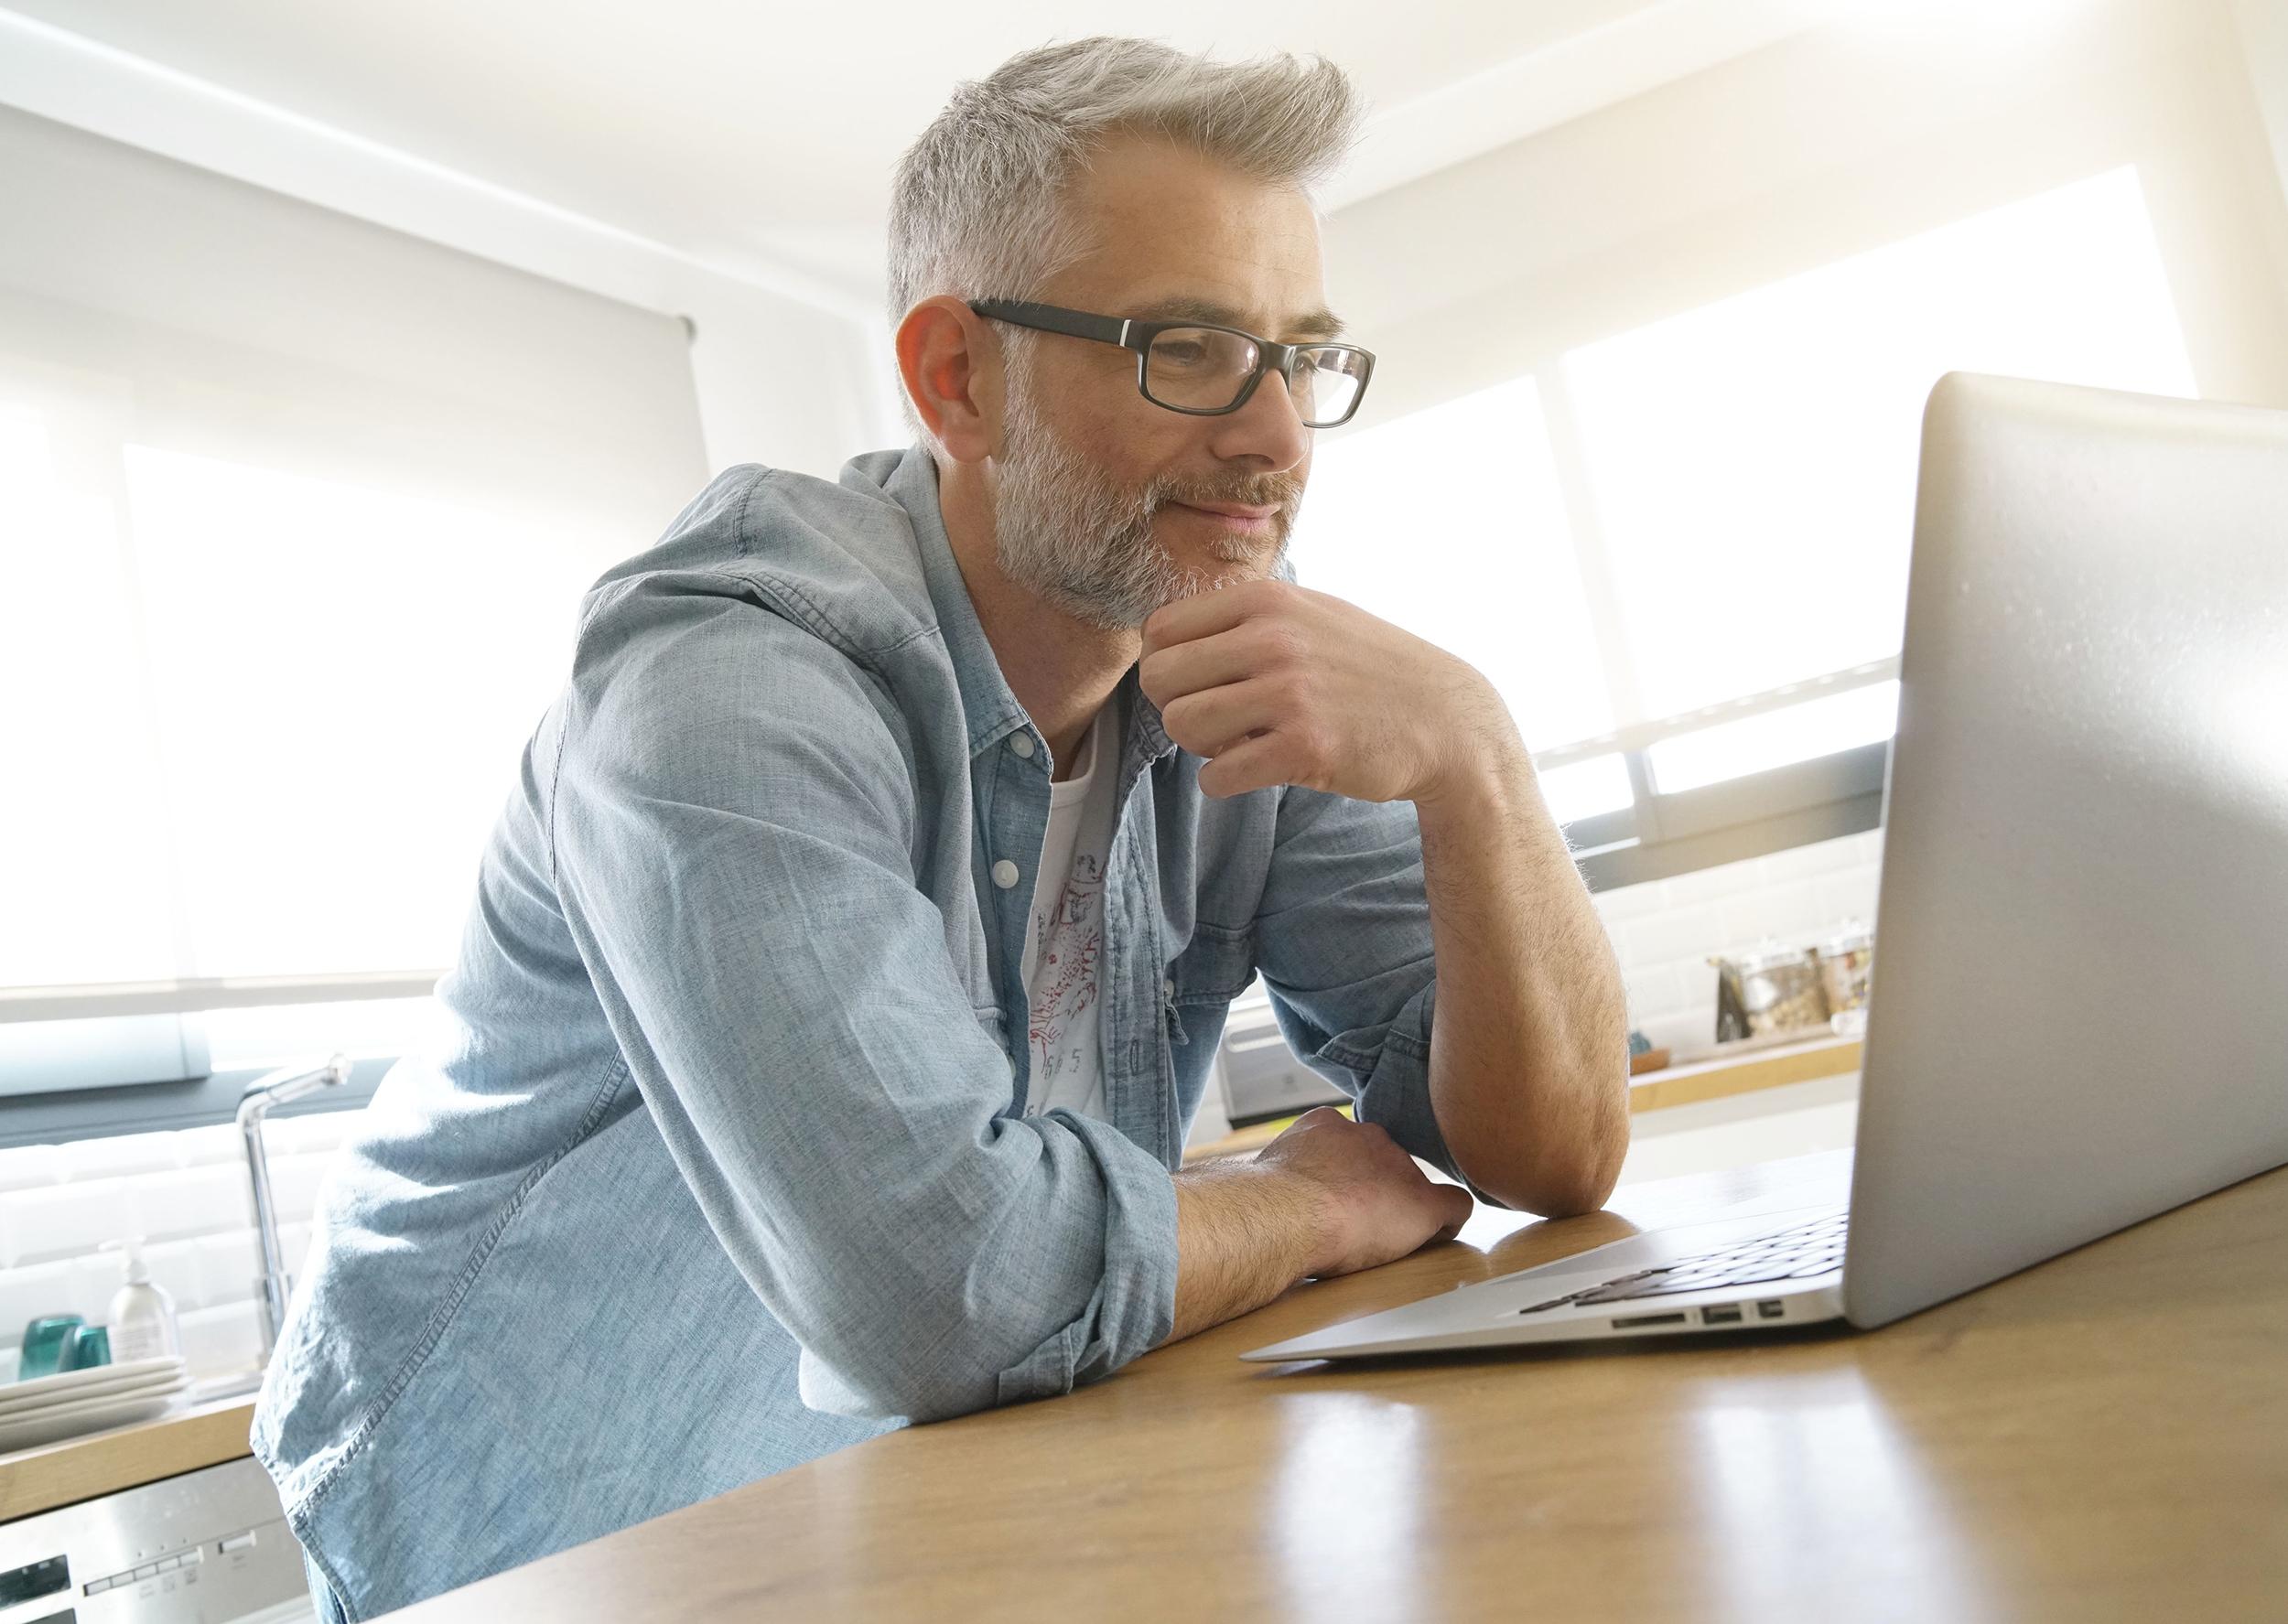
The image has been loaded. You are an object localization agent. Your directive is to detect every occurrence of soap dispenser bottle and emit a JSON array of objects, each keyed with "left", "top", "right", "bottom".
[{"left": 99, "top": 1237, "right": 180, "bottom": 1362}]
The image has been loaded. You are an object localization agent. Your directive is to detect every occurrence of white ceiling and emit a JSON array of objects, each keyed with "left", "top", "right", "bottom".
[{"left": 1, "top": 0, "right": 1829, "bottom": 307}]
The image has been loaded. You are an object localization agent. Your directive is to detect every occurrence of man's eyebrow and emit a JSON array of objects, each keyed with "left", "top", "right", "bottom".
[{"left": 1128, "top": 296, "right": 1347, "bottom": 342}]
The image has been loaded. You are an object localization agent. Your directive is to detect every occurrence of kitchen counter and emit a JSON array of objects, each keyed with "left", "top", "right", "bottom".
[
  {"left": 387, "top": 1146, "right": 2288, "bottom": 1622},
  {"left": 0, "top": 1392, "right": 258, "bottom": 1522}
]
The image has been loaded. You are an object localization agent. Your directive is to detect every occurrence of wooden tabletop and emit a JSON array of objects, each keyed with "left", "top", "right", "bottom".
[{"left": 391, "top": 1148, "right": 2287, "bottom": 1623}]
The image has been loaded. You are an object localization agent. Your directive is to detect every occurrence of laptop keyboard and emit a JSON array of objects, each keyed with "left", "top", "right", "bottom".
[{"left": 1516, "top": 1207, "right": 1849, "bottom": 1314}]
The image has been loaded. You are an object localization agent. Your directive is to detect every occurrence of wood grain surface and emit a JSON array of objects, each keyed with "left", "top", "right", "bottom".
[
  {"left": 0, "top": 1396, "right": 256, "bottom": 1522},
  {"left": 389, "top": 1149, "right": 2288, "bottom": 1622}
]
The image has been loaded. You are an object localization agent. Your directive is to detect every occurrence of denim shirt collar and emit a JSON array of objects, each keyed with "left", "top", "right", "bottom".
[{"left": 869, "top": 444, "right": 1180, "bottom": 779}]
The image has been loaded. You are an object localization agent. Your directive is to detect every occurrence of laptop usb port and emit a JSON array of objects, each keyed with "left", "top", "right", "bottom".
[
  {"left": 1755, "top": 1300, "right": 1786, "bottom": 1319},
  {"left": 1700, "top": 1305, "right": 1743, "bottom": 1325}
]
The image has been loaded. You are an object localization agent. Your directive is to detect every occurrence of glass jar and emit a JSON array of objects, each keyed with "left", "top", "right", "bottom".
[
  {"left": 1737, "top": 942, "right": 1832, "bottom": 1037},
  {"left": 1816, "top": 924, "right": 1875, "bottom": 1037}
]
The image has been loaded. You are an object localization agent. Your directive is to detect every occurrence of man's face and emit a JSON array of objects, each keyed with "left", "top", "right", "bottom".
[{"left": 989, "top": 136, "right": 1333, "bottom": 631}]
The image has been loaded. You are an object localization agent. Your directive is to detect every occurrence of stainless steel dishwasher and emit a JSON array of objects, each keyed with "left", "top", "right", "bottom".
[{"left": 0, "top": 1453, "right": 313, "bottom": 1623}]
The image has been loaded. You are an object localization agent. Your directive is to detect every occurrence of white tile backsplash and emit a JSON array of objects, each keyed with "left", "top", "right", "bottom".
[
  {"left": 0, "top": 1178, "right": 132, "bottom": 1267},
  {"left": 1616, "top": 903, "right": 1723, "bottom": 969},
  {"left": 1718, "top": 879, "right": 1825, "bottom": 946},
  {"left": 0, "top": 1262, "right": 76, "bottom": 1344},
  {"left": 0, "top": 1122, "right": 340, "bottom": 1381},
  {"left": 1621, "top": 964, "right": 1687, "bottom": 1026},
  {"left": 176, "top": 1300, "right": 263, "bottom": 1376},
  {"left": 196, "top": 1230, "right": 266, "bottom": 1315},
  {"left": 0, "top": 1145, "right": 62, "bottom": 1194},
  {"left": 1756, "top": 837, "right": 1870, "bottom": 883},
  {"left": 57, "top": 1133, "right": 186, "bottom": 1182},
  {"left": 172, "top": 1124, "right": 248, "bottom": 1167},
  {"left": 132, "top": 1164, "right": 253, "bottom": 1244}
]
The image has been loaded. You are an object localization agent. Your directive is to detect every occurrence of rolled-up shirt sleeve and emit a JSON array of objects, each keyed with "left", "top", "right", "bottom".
[
  {"left": 548, "top": 570, "right": 1177, "bottom": 1422},
  {"left": 1250, "top": 785, "right": 1507, "bottom": 1207}
]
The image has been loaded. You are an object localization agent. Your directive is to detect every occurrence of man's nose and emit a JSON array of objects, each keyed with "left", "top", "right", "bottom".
[{"left": 1204, "top": 362, "right": 1311, "bottom": 472}]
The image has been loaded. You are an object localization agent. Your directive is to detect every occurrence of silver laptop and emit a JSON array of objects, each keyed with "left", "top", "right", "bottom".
[{"left": 1245, "top": 372, "right": 2288, "bottom": 1363}]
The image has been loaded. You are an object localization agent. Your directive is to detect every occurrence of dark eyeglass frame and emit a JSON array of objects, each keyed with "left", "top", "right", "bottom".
[{"left": 967, "top": 298, "right": 1376, "bottom": 428}]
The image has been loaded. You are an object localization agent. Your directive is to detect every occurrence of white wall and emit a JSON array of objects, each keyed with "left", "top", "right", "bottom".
[
  {"left": 2228, "top": 0, "right": 2288, "bottom": 216},
  {"left": 683, "top": 284, "right": 902, "bottom": 479},
  {"left": 0, "top": 9, "right": 896, "bottom": 488},
  {"left": 1325, "top": 0, "right": 2288, "bottom": 419}
]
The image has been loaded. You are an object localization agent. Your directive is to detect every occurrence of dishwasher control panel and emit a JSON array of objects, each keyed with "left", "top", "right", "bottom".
[{"left": 0, "top": 1454, "right": 310, "bottom": 1622}]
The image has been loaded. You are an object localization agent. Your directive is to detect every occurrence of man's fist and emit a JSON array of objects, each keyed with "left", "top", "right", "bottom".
[
  {"left": 1255, "top": 1106, "right": 1474, "bottom": 1279},
  {"left": 1139, "top": 577, "right": 1520, "bottom": 804}
]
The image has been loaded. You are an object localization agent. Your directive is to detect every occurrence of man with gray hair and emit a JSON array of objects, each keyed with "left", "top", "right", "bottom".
[{"left": 258, "top": 36, "right": 1629, "bottom": 1621}]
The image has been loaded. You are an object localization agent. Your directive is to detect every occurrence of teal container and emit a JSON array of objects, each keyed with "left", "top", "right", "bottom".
[
  {"left": 16, "top": 1315, "right": 84, "bottom": 1382},
  {"left": 59, "top": 1324, "right": 111, "bottom": 1372}
]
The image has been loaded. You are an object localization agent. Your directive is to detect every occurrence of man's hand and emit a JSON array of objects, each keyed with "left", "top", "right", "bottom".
[
  {"left": 1163, "top": 1107, "right": 1474, "bottom": 1345},
  {"left": 1257, "top": 1106, "right": 1475, "bottom": 1278},
  {"left": 1139, "top": 578, "right": 1522, "bottom": 804}
]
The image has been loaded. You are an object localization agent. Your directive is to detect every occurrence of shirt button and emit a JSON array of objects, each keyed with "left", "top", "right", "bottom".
[
  {"left": 1162, "top": 978, "right": 1176, "bottom": 999},
  {"left": 1009, "top": 733, "right": 1035, "bottom": 759},
  {"left": 991, "top": 859, "right": 1020, "bottom": 889}
]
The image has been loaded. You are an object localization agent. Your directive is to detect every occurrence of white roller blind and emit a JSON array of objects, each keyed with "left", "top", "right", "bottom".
[{"left": 0, "top": 104, "right": 709, "bottom": 1028}]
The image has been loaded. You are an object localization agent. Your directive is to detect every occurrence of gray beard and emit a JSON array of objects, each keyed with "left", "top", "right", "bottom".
[{"left": 991, "top": 382, "right": 1293, "bottom": 632}]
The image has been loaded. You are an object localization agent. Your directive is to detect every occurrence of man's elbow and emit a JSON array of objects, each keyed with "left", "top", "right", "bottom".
[
  {"left": 797, "top": 1340, "right": 992, "bottom": 1425},
  {"left": 795, "top": 1296, "right": 1103, "bottom": 1425},
  {"left": 1468, "top": 1085, "right": 1632, "bottom": 1216}
]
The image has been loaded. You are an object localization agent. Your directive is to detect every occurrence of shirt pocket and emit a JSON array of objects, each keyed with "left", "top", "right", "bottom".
[{"left": 1166, "top": 920, "right": 1256, "bottom": 1008}]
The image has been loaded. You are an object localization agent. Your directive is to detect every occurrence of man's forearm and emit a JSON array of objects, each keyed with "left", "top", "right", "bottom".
[
  {"left": 1416, "top": 737, "right": 1632, "bottom": 1216},
  {"left": 1164, "top": 1156, "right": 1318, "bottom": 1343},
  {"left": 1160, "top": 1106, "right": 1476, "bottom": 1347}
]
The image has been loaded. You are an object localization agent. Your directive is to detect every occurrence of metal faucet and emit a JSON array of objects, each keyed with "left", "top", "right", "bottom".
[{"left": 237, "top": 1054, "right": 351, "bottom": 1363}]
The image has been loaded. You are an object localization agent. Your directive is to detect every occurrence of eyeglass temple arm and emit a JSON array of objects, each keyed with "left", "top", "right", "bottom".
[{"left": 967, "top": 299, "right": 1132, "bottom": 350}]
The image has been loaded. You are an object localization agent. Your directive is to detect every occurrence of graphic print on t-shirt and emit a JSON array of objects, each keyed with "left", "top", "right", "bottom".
[
  {"left": 1028, "top": 851, "right": 1106, "bottom": 1092},
  {"left": 1017, "top": 697, "right": 1118, "bottom": 1122}
]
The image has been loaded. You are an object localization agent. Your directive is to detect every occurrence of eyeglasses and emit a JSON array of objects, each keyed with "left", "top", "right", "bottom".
[{"left": 967, "top": 298, "right": 1376, "bottom": 429}]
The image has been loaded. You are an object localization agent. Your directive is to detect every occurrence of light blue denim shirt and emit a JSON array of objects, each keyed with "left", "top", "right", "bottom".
[{"left": 254, "top": 445, "right": 1473, "bottom": 1619}]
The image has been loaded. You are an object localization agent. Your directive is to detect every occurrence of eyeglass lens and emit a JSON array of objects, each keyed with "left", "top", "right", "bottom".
[{"left": 1144, "top": 328, "right": 1365, "bottom": 425}]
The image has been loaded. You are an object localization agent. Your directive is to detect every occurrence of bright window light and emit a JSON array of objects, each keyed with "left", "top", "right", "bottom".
[
  {"left": 1649, "top": 681, "right": 1900, "bottom": 794},
  {"left": 200, "top": 996, "right": 443, "bottom": 1072},
  {"left": 120, "top": 446, "right": 622, "bottom": 980},
  {"left": 0, "top": 406, "right": 180, "bottom": 988},
  {"left": 1538, "top": 753, "right": 1636, "bottom": 826},
  {"left": 1295, "top": 377, "right": 1612, "bottom": 752},
  {"left": 1564, "top": 166, "right": 2196, "bottom": 721}
]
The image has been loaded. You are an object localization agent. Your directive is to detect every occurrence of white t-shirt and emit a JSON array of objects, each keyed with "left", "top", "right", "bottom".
[{"left": 1018, "top": 700, "right": 1121, "bottom": 1122}]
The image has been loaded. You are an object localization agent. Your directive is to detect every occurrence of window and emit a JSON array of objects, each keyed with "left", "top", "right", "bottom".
[
  {"left": 119, "top": 445, "right": 604, "bottom": 978},
  {"left": 1, "top": 405, "right": 639, "bottom": 1082},
  {"left": 1297, "top": 376, "right": 1612, "bottom": 753},
  {"left": 1564, "top": 166, "right": 2196, "bottom": 721},
  {"left": 1648, "top": 682, "right": 1901, "bottom": 796},
  {"left": 0, "top": 105, "right": 705, "bottom": 1102},
  {"left": 1299, "top": 166, "right": 2197, "bottom": 880}
]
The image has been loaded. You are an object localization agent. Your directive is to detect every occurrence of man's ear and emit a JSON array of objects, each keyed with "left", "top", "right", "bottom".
[{"left": 895, "top": 296, "right": 998, "bottom": 464}]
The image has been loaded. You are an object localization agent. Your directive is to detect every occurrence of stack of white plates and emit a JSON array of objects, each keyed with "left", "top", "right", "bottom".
[{"left": 0, "top": 1356, "right": 190, "bottom": 1454}]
